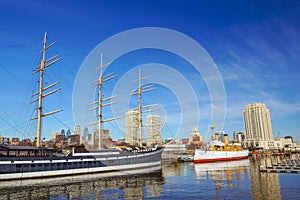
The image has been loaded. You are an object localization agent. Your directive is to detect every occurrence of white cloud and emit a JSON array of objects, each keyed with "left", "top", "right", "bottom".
[{"left": 267, "top": 99, "right": 300, "bottom": 114}]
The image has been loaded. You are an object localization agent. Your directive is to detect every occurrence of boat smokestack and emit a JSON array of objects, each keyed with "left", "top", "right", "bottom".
[
  {"left": 233, "top": 130, "right": 237, "bottom": 142},
  {"left": 224, "top": 134, "right": 228, "bottom": 145},
  {"left": 215, "top": 133, "right": 219, "bottom": 141}
]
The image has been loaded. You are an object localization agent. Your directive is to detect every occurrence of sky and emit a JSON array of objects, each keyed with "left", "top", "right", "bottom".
[{"left": 0, "top": 0, "right": 299, "bottom": 142}]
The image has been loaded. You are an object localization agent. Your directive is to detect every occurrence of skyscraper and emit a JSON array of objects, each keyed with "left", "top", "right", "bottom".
[
  {"left": 66, "top": 129, "right": 71, "bottom": 140},
  {"left": 125, "top": 110, "right": 139, "bottom": 146},
  {"left": 83, "top": 127, "right": 89, "bottom": 143},
  {"left": 146, "top": 115, "right": 162, "bottom": 146},
  {"left": 73, "top": 125, "right": 82, "bottom": 135},
  {"left": 73, "top": 125, "right": 82, "bottom": 144},
  {"left": 243, "top": 103, "right": 273, "bottom": 149}
]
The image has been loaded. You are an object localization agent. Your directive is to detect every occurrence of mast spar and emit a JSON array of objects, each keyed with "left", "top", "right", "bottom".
[
  {"left": 31, "top": 32, "right": 62, "bottom": 147},
  {"left": 132, "top": 68, "right": 158, "bottom": 148},
  {"left": 88, "top": 54, "right": 122, "bottom": 150}
]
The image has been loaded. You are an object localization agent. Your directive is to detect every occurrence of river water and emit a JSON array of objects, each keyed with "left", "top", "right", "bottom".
[{"left": 0, "top": 156, "right": 299, "bottom": 200}]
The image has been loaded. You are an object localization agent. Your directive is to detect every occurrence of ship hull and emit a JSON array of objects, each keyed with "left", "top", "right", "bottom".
[
  {"left": 0, "top": 148, "right": 163, "bottom": 181},
  {"left": 193, "top": 149, "right": 249, "bottom": 163}
]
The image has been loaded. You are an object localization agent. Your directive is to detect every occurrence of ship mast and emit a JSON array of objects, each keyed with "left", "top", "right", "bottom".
[
  {"left": 210, "top": 125, "right": 215, "bottom": 141},
  {"left": 31, "top": 32, "right": 62, "bottom": 147},
  {"left": 97, "top": 54, "right": 103, "bottom": 151},
  {"left": 137, "top": 69, "right": 143, "bottom": 148},
  {"left": 132, "top": 68, "right": 158, "bottom": 148},
  {"left": 89, "top": 54, "right": 121, "bottom": 150}
]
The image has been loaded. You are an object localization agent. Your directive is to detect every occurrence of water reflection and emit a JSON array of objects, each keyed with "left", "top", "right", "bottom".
[
  {"left": 194, "top": 158, "right": 283, "bottom": 200},
  {"left": 194, "top": 159, "right": 250, "bottom": 179},
  {"left": 194, "top": 159, "right": 250, "bottom": 199},
  {"left": 0, "top": 157, "right": 295, "bottom": 199},
  {"left": 162, "top": 162, "right": 189, "bottom": 177},
  {"left": 250, "top": 156, "right": 281, "bottom": 200},
  {"left": 0, "top": 170, "right": 164, "bottom": 200}
]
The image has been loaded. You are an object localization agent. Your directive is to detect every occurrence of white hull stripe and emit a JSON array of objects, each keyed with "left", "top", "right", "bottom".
[{"left": 0, "top": 151, "right": 162, "bottom": 165}]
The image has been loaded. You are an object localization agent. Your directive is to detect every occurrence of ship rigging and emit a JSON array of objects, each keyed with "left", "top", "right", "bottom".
[{"left": 31, "top": 32, "right": 62, "bottom": 148}]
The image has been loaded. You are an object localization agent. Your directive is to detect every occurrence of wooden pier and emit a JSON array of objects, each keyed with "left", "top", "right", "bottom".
[{"left": 259, "top": 154, "right": 300, "bottom": 174}]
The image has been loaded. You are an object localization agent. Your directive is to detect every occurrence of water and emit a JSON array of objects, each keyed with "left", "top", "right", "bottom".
[{"left": 0, "top": 157, "right": 299, "bottom": 200}]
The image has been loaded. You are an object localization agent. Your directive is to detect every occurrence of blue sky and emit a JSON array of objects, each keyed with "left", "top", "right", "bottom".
[{"left": 0, "top": 0, "right": 299, "bottom": 142}]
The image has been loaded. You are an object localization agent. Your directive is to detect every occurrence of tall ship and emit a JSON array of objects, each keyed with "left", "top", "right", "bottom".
[
  {"left": 0, "top": 33, "right": 163, "bottom": 181},
  {"left": 193, "top": 125, "right": 249, "bottom": 163}
]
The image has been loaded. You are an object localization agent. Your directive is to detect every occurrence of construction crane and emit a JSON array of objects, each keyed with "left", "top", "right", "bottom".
[{"left": 276, "top": 131, "right": 280, "bottom": 139}]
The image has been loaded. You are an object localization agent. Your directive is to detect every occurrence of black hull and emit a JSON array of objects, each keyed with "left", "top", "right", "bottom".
[{"left": 0, "top": 148, "right": 163, "bottom": 180}]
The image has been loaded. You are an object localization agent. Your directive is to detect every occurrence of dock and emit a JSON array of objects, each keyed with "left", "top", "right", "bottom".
[{"left": 259, "top": 154, "right": 300, "bottom": 174}]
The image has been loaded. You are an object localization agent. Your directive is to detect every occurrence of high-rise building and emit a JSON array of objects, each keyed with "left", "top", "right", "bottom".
[
  {"left": 146, "top": 115, "right": 162, "bottom": 146},
  {"left": 243, "top": 103, "right": 274, "bottom": 149},
  {"left": 73, "top": 125, "right": 82, "bottom": 135},
  {"left": 125, "top": 110, "right": 139, "bottom": 146},
  {"left": 93, "top": 129, "right": 111, "bottom": 148},
  {"left": 50, "top": 131, "right": 59, "bottom": 142},
  {"left": 66, "top": 129, "right": 71, "bottom": 140},
  {"left": 73, "top": 125, "right": 82, "bottom": 144},
  {"left": 83, "top": 127, "right": 89, "bottom": 143}
]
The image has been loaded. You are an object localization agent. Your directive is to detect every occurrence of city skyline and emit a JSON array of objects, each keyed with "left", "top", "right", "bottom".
[{"left": 0, "top": 1, "right": 299, "bottom": 141}]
